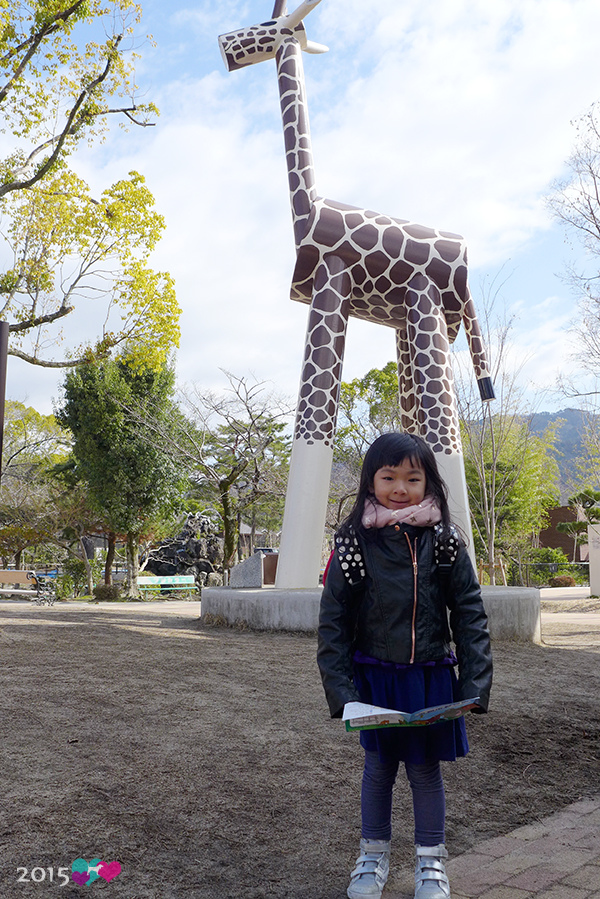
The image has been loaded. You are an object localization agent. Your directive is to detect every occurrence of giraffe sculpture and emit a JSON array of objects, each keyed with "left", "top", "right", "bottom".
[{"left": 219, "top": 0, "right": 495, "bottom": 588}]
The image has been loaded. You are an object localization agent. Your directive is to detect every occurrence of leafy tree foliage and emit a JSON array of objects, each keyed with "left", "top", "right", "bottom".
[
  {"left": 462, "top": 416, "right": 560, "bottom": 579},
  {"left": 557, "top": 488, "right": 600, "bottom": 562},
  {"left": 0, "top": 1, "right": 155, "bottom": 195},
  {"left": 454, "top": 301, "right": 560, "bottom": 583},
  {"left": 1, "top": 399, "right": 68, "bottom": 473},
  {"left": 0, "top": 1, "right": 180, "bottom": 368},
  {"left": 55, "top": 358, "right": 185, "bottom": 596},
  {"left": 335, "top": 361, "right": 401, "bottom": 466},
  {"left": 169, "top": 374, "right": 292, "bottom": 574},
  {"left": 0, "top": 400, "right": 70, "bottom": 566},
  {"left": 47, "top": 476, "right": 107, "bottom": 593},
  {"left": 122, "top": 373, "right": 293, "bottom": 575}
]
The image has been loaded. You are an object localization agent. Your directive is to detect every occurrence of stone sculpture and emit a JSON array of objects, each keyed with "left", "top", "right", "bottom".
[{"left": 144, "top": 513, "right": 223, "bottom": 587}]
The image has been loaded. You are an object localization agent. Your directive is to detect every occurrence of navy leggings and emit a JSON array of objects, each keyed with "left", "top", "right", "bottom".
[{"left": 361, "top": 750, "right": 445, "bottom": 845}]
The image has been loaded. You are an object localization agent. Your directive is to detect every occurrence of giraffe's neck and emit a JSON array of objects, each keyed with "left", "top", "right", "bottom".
[{"left": 276, "top": 36, "right": 318, "bottom": 248}]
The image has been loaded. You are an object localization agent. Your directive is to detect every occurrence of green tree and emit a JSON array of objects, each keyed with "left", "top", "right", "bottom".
[
  {"left": 452, "top": 293, "right": 561, "bottom": 583},
  {"left": 55, "top": 357, "right": 185, "bottom": 597},
  {"left": 335, "top": 361, "right": 401, "bottom": 466},
  {"left": 47, "top": 476, "right": 106, "bottom": 594},
  {"left": 0, "top": 400, "right": 70, "bottom": 567},
  {"left": 0, "top": 2, "right": 180, "bottom": 368},
  {"left": 121, "top": 373, "right": 293, "bottom": 576},
  {"left": 557, "top": 488, "right": 600, "bottom": 563},
  {"left": 1, "top": 400, "right": 69, "bottom": 474},
  {"left": 0, "top": 1, "right": 155, "bottom": 198},
  {"left": 169, "top": 374, "right": 292, "bottom": 575},
  {"left": 462, "top": 416, "right": 560, "bottom": 582}
]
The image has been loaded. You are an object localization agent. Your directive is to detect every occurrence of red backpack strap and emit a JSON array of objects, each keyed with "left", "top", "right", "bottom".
[{"left": 322, "top": 549, "right": 335, "bottom": 585}]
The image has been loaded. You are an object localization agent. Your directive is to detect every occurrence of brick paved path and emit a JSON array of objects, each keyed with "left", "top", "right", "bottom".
[
  {"left": 387, "top": 796, "right": 600, "bottom": 898},
  {"left": 447, "top": 796, "right": 600, "bottom": 898}
]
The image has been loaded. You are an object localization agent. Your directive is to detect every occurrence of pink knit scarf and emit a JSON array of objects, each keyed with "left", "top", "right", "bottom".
[{"left": 362, "top": 495, "right": 442, "bottom": 529}]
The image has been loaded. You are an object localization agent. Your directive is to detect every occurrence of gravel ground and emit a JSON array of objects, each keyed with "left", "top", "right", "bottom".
[{"left": 0, "top": 599, "right": 598, "bottom": 898}]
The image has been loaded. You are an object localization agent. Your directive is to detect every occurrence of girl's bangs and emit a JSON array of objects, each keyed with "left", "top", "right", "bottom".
[{"left": 380, "top": 450, "right": 424, "bottom": 470}]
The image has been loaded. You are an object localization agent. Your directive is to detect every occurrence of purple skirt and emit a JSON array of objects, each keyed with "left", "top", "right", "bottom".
[{"left": 353, "top": 652, "right": 469, "bottom": 764}]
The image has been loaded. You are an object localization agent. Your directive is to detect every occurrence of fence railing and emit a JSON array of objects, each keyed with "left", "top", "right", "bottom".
[
  {"left": 477, "top": 560, "right": 589, "bottom": 588},
  {"left": 508, "top": 561, "right": 589, "bottom": 588}
]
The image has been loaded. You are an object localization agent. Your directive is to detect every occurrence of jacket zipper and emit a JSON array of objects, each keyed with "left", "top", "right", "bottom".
[{"left": 404, "top": 533, "right": 418, "bottom": 664}]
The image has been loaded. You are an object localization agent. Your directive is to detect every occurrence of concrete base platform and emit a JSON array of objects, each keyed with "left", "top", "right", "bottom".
[
  {"left": 201, "top": 587, "right": 322, "bottom": 631},
  {"left": 202, "top": 584, "right": 541, "bottom": 641},
  {"left": 481, "top": 585, "right": 541, "bottom": 643},
  {"left": 539, "top": 585, "right": 590, "bottom": 600}
]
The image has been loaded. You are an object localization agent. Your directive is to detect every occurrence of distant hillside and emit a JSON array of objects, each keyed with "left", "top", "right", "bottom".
[{"left": 528, "top": 408, "right": 598, "bottom": 500}]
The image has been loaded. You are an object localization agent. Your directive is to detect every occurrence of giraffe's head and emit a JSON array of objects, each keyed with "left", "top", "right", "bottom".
[{"left": 218, "top": 0, "right": 327, "bottom": 73}]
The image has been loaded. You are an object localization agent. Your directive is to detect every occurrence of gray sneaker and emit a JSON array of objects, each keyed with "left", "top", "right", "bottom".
[
  {"left": 414, "top": 844, "right": 450, "bottom": 898},
  {"left": 347, "top": 838, "right": 391, "bottom": 899}
]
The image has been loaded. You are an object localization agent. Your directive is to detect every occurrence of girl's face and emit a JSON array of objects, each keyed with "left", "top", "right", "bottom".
[{"left": 372, "top": 458, "right": 427, "bottom": 510}]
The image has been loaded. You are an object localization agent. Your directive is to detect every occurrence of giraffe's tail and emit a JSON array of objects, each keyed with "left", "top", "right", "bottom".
[{"left": 462, "top": 291, "right": 496, "bottom": 403}]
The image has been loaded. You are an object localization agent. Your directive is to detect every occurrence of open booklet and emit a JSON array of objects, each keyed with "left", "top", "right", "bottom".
[{"left": 343, "top": 698, "right": 480, "bottom": 731}]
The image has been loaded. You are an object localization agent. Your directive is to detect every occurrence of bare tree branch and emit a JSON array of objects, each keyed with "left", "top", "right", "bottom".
[{"left": 0, "top": 35, "right": 124, "bottom": 199}]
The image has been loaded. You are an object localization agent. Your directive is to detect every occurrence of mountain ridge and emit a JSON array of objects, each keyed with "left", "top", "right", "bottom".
[{"left": 528, "top": 407, "right": 596, "bottom": 500}]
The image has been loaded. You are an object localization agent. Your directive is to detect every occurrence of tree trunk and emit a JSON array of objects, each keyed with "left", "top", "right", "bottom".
[
  {"left": 250, "top": 507, "right": 257, "bottom": 557},
  {"left": 14, "top": 549, "right": 22, "bottom": 570},
  {"left": 124, "top": 532, "right": 140, "bottom": 599},
  {"left": 499, "top": 555, "right": 508, "bottom": 587},
  {"left": 78, "top": 535, "right": 94, "bottom": 595},
  {"left": 104, "top": 532, "right": 116, "bottom": 585},
  {"left": 220, "top": 481, "right": 238, "bottom": 575},
  {"left": 487, "top": 548, "right": 496, "bottom": 586}
]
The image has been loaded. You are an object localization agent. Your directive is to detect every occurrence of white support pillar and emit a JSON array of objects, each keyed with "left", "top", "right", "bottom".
[
  {"left": 275, "top": 437, "right": 333, "bottom": 588},
  {"left": 588, "top": 524, "right": 600, "bottom": 596},
  {"left": 434, "top": 450, "right": 476, "bottom": 569},
  {"left": 275, "top": 254, "right": 350, "bottom": 589}
]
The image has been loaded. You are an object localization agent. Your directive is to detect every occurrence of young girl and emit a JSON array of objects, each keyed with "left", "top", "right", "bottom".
[{"left": 317, "top": 433, "right": 492, "bottom": 899}]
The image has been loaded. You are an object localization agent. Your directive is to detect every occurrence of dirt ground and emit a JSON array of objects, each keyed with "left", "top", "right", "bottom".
[{"left": 0, "top": 599, "right": 599, "bottom": 899}]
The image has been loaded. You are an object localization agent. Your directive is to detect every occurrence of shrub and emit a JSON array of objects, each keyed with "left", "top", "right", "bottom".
[
  {"left": 548, "top": 575, "right": 576, "bottom": 588},
  {"left": 93, "top": 584, "right": 122, "bottom": 602},
  {"left": 63, "top": 557, "right": 90, "bottom": 595},
  {"left": 533, "top": 547, "right": 571, "bottom": 566},
  {"left": 55, "top": 573, "right": 74, "bottom": 601}
]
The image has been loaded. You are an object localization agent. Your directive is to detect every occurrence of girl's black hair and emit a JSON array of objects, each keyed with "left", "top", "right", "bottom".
[{"left": 339, "top": 432, "right": 453, "bottom": 538}]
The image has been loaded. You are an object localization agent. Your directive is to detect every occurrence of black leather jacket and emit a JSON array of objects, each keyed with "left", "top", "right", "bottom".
[{"left": 317, "top": 523, "right": 493, "bottom": 718}]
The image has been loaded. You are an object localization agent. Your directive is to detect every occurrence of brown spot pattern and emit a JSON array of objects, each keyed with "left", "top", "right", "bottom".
[
  {"left": 221, "top": 10, "right": 495, "bottom": 453},
  {"left": 295, "top": 256, "right": 350, "bottom": 447}
]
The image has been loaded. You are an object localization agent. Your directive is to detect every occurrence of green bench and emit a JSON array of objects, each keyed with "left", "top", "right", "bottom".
[{"left": 137, "top": 575, "right": 196, "bottom": 597}]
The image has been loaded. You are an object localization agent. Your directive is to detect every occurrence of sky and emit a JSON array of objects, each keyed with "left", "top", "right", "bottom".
[{"left": 6, "top": 0, "right": 600, "bottom": 415}]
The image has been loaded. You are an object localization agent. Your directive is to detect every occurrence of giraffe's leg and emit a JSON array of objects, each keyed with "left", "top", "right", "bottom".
[
  {"left": 462, "top": 289, "right": 495, "bottom": 401},
  {"left": 395, "top": 323, "right": 422, "bottom": 434},
  {"left": 276, "top": 255, "right": 350, "bottom": 588},
  {"left": 406, "top": 274, "right": 475, "bottom": 560}
]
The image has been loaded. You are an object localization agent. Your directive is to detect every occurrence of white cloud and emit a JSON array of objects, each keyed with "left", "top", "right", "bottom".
[
  {"left": 306, "top": 0, "right": 600, "bottom": 268},
  {"left": 6, "top": 0, "right": 600, "bottom": 414}
]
